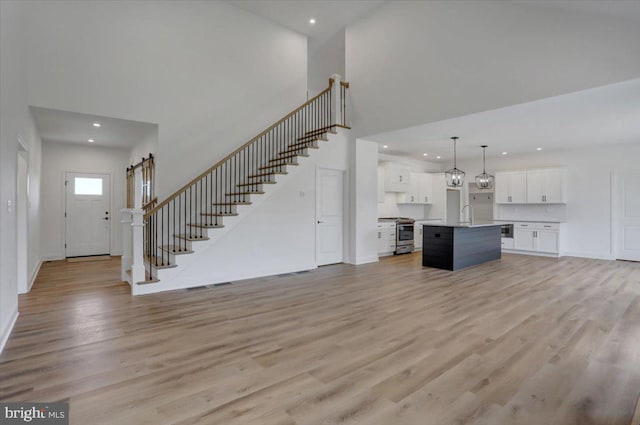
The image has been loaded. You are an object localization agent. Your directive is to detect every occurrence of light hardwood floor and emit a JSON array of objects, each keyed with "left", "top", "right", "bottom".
[{"left": 1, "top": 253, "right": 639, "bottom": 425}]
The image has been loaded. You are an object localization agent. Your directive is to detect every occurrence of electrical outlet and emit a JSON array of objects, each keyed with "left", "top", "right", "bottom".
[{"left": 7, "top": 199, "right": 12, "bottom": 212}]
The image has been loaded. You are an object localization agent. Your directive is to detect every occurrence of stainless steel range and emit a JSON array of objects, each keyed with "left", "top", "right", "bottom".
[{"left": 379, "top": 217, "right": 415, "bottom": 254}]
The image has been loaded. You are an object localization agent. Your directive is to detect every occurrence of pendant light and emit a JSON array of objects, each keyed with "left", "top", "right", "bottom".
[
  {"left": 475, "top": 145, "right": 494, "bottom": 189},
  {"left": 445, "top": 136, "right": 465, "bottom": 187}
]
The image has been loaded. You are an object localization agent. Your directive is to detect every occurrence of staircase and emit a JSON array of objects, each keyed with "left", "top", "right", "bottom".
[{"left": 123, "top": 76, "right": 349, "bottom": 292}]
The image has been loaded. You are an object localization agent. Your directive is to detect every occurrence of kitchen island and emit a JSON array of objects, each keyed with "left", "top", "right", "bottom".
[{"left": 422, "top": 222, "right": 503, "bottom": 271}]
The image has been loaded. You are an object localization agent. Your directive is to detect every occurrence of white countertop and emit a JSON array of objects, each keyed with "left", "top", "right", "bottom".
[{"left": 421, "top": 221, "right": 504, "bottom": 228}]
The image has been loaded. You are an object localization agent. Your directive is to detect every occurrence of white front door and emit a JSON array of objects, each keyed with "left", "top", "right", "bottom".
[
  {"left": 316, "top": 168, "right": 344, "bottom": 266},
  {"left": 616, "top": 172, "right": 640, "bottom": 261},
  {"left": 65, "top": 172, "right": 111, "bottom": 257}
]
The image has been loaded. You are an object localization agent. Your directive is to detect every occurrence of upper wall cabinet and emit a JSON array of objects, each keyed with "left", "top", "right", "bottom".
[
  {"left": 397, "top": 173, "right": 433, "bottom": 204},
  {"left": 495, "top": 168, "right": 566, "bottom": 204},
  {"left": 526, "top": 168, "right": 566, "bottom": 203},
  {"left": 384, "top": 163, "right": 410, "bottom": 192},
  {"left": 494, "top": 171, "right": 526, "bottom": 204}
]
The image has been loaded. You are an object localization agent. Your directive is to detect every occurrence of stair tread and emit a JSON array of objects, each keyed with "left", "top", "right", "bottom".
[
  {"left": 201, "top": 212, "right": 239, "bottom": 216},
  {"left": 211, "top": 201, "right": 252, "bottom": 205},
  {"left": 145, "top": 256, "right": 177, "bottom": 269},
  {"left": 175, "top": 234, "right": 210, "bottom": 241},
  {"left": 285, "top": 142, "right": 321, "bottom": 151},
  {"left": 297, "top": 135, "right": 329, "bottom": 142},
  {"left": 279, "top": 146, "right": 318, "bottom": 155},
  {"left": 136, "top": 279, "right": 160, "bottom": 285},
  {"left": 225, "top": 191, "right": 265, "bottom": 196},
  {"left": 160, "top": 245, "right": 194, "bottom": 255},
  {"left": 259, "top": 163, "right": 297, "bottom": 170},
  {"left": 237, "top": 181, "right": 276, "bottom": 187},
  {"left": 270, "top": 154, "right": 308, "bottom": 162},
  {"left": 297, "top": 133, "right": 327, "bottom": 141},
  {"left": 186, "top": 223, "right": 225, "bottom": 228},
  {"left": 305, "top": 126, "right": 338, "bottom": 135},
  {"left": 248, "top": 172, "right": 287, "bottom": 178}
]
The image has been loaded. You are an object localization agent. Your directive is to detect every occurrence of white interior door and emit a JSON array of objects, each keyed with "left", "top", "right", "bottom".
[
  {"left": 316, "top": 168, "right": 344, "bottom": 266},
  {"left": 65, "top": 172, "right": 111, "bottom": 257},
  {"left": 616, "top": 172, "right": 640, "bottom": 261}
]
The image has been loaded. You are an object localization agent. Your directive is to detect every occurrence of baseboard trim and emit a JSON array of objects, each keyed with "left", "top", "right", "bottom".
[
  {"left": 27, "top": 259, "right": 43, "bottom": 293},
  {"left": 41, "top": 255, "right": 64, "bottom": 261},
  {"left": 0, "top": 308, "right": 19, "bottom": 355},
  {"left": 563, "top": 252, "right": 615, "bottom": 261},
  {"left": 345, "top": 256, "right": 379, "bottom": 265}
]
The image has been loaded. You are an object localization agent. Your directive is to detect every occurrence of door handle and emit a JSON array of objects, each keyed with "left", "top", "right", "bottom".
[
  {"left": 103, "top": 217, "right": 109, "bottom": 221},
  {"left": 317, "top": 220, "right": 324, "bottom": 224}
]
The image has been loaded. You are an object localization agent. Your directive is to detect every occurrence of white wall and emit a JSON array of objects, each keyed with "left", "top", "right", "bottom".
[
  {"left": 129, "top": 126, "right": 158, "bottom": 167},
  {"left": 0, "top": 1, "right": 43, "bottom": 353},
  {"left": 308, "top": 29, "right": 345, "bottom": 97},
  {"left": 346, "top": 1, "right": 640, "bottom": 138},
  {"left": 40, "top": 143, "right": 129, "bottom": 260},
  {"left": 456, "top": 143, "right": 640, "bottom": 260},
  {"left": 24, "top": 0, "right": 308, "bottom": 199},
  {"left": 347, "top": 139, "right": 379, "bottom": 265}
]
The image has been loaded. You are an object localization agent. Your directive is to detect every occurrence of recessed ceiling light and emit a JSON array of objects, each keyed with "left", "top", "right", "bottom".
[
  {"left": 536, "top": 147, "right": 542, "bottom": 151},
  {"left": 502, "top": 152, "right": 507, "bottom": 155},
  {"left": 423, "top": 153, "right": 428, "bottom": 156},
  {"left": 309, "top": 18, "right": 316, "bottom": 24},
  {"left": 88, "top": 139, "right": 95, "bottom": 143},
  {"left": 436, "top": 155, "right": 441, "bottom": 159},
  {"left": 383, "top": 145, "right": 388, "bottom": 149},
  {"left": 93, "top": 122, "right": 101, "bottom": 127}
]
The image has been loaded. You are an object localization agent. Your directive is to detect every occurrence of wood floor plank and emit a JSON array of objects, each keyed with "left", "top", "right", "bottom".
[{"left": 0, "top": 254, "right": 638, "bottom": 425}]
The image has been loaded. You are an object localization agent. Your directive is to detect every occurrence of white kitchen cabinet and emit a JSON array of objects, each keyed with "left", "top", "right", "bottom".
[
  {"left": 526, "top": 168, "right": 565, "bottom": 204},
  {"left": 514, "top": 228, "right": 536, "bottom": 250},
  {"left": 419, "top": 173, "right": 433, "bottom": 204},
  {"left": 384, "top": 163, "right": 410, "bottom": 192},
  {"left": 512, "top": 222, "right": 561, "bottom": 255},
  {"left": 501, "top": 238, "right": 514, "bottom": 249},
  {"left": 377, "top": 222, "right": 396, "bottom": 256},
  {"left": 536, "top": 230, "right": 559, "bottom": 253},
  {"left": 397, "top": 173, "right": 433, "bottom": 204},
  {"left": 495, "top": 171, "right": 526, "bottom": 204}
]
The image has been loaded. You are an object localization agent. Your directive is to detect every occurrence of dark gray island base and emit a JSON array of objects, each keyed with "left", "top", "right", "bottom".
[{"left": 422, "top": 223, "right": 502, "bottom": 271}]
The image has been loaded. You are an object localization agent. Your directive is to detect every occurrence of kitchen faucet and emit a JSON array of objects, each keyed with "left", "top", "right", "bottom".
[{"left": 461, "top": 204, "right": 474, "bottom": 225}]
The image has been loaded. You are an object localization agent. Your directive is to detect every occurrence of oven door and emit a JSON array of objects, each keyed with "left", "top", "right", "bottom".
[{"left": 397, "top": 223, "right": 415, "bottom": 244}]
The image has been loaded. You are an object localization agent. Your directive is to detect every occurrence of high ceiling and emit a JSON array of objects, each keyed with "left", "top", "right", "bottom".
[
  {"left": 31, "top": 107, "right": 157, "bottom": 149},
  {"left": 366, "top": 78, "right": 640, "bottom": 162},
  {"left": 225, "top": 0, "right": 384, "bottom": 43}
]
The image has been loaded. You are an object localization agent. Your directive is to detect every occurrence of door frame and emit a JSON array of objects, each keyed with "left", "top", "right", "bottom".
[
  {"left": 62, "top": 170, "right": 113, "bottom": 258},
  {"left": 315, "top": 166, "right": 347, "bottom": 266},
  {"left": 17, "top": 136, "right": 29, "bottom": 293}
]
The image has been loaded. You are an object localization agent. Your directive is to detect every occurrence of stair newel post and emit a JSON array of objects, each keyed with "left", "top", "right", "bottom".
[
  {"left": 330, "top": 74, "right": 342, "bottom": 126},
  {"left": 120, "top": 208, "right": 133, "bottom": 284},
  {"left": 130, "top": 208, "right": 146, "bottom": 284}
]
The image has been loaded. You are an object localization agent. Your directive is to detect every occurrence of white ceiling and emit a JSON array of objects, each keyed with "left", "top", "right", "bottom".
[
  {"left": 31, "top": 107, "right": 157, "bottom": 150},
  {"left": 366, "top": 78, "right": 640, "bottom": 162},
  {"left": 529, "top": 0, "right": 640, "bottom": 23},
  {"left": 225, "top": 0, "right": 384, "bottom": 43}
]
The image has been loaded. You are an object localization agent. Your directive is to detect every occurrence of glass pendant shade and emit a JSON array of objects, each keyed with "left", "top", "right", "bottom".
[
  {"left": 445, "top": 136, "right": 465, "bottom": 188},
  {"left": 475, "top": 145, "right": 494, "bottom": 189}
]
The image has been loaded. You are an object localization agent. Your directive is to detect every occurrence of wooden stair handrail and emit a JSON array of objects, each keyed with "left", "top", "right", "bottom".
[
  {"left": 142, "top": 197, "right": 158, "bottom": 211},
  {"left": 145, "top": 85, "right": 336, "bottom": 218}
]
